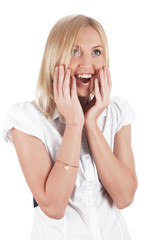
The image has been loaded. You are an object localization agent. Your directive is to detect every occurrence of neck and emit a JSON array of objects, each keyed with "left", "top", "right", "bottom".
[{"left": 78, "top": 96, "right": 89, "bottom": 110}]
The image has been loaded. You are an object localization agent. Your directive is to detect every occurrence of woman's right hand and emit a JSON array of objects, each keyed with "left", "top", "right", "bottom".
[{"left": 53, "top": 65, "right": 84, "bottom": 127}]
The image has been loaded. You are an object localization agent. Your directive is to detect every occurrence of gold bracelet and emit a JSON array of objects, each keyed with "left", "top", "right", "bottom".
[{"left": 56, "top": 160, "right": 79, "bottom": 171}]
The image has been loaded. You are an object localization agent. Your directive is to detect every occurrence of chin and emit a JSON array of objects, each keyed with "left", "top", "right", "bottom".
[
  {"left": 77, "top": 91, "right": 90, "bottom": 99},
  {"left": 77, "top": 87, "right": 94, "bottom": 97}
]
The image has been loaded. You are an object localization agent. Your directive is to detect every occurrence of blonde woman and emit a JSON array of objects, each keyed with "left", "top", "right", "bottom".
[{"left": 2, "top": 15, "right": 137, "bottom": 240}]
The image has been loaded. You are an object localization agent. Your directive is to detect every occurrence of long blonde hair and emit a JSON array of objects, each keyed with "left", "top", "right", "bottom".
[{"left": 35, "top": 14, "right": 109, "bottom": 119}]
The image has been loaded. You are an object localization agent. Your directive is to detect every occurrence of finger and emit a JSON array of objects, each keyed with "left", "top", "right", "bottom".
[
  {"left": 58, "top": 65, "right": 65, "bottom": 96},
  {"left": 63, "top": 69, "right": 71, "bottom": 100},
  {"left": 108, "top": 68, "right": 112, "bottom": 88},
  {"left": 104, "top": 66, "right": 109, "bottom": 86},
  {"left": 104, "top": 66, "right": 111, "bottom": 91},
  {"left": 53, "top": 66, "right": 58, "bottom": 102},
  {"left": 99, "top": 69, "right": 105, "bottom": 98},
  {"left": 94, "top": 78, "right": 101, "bottom": 102},
  {"left": 71, "top": 76, "right": 77, "bottom": 99}
]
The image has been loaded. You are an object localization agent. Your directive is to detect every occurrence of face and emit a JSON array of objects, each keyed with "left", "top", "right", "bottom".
[{"left": 69, "top": 26, "right": 105, "bottom": 104}]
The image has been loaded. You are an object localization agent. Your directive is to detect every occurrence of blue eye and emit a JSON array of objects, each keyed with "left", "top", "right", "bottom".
[
  {"left": 93, "top": 49, "right": 101, "bottom": 56},
  {"left": 73, "top": 49, "right": 80, "bottom": 56}
]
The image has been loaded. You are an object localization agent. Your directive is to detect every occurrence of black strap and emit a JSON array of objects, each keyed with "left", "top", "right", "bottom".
[{"left": 33, "top": 197, "right": 38, "bottom": 207}]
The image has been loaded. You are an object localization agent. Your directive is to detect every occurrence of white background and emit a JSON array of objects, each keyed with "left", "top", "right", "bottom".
[{"left": 0, "top": 0, "right": 159, "bottom": 239}]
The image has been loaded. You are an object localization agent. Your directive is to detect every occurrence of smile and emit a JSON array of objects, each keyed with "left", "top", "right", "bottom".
[{"left": 74, "top": 73, "right": 94, "bottom": 86}]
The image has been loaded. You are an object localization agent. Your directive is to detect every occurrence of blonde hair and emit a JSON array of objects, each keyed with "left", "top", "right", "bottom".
[{"left": 35, "top": 14, "right": 109, "bottom": 119}]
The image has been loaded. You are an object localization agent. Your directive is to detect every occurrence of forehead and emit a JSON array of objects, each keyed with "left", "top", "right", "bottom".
[{"left": 75, "top": 26, "right": 103, "bottom": 48}]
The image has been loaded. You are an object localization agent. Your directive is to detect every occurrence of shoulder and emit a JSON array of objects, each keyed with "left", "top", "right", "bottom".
[
  {"left": 2, "top": 101, "right": 45, "bottom": 145},
  {"left": 7, "top": 101, "right": 46, "bottom": 125},
  {"left": 110, "top": 95, "right": 130, "bottom": 111},
  {"left": 109, "top": 96, "right": 135, "bottom": 116},
  {"left": 108, "top": 96, "right": 137, "bottom": 133},
  {"left": 7, "top": 101, "right": 43, "bottom": 118}
]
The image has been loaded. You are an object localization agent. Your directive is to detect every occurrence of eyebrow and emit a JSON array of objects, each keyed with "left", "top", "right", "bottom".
[
  {"left": 74, "top": 45, "right": 103, "bottom": 49},
  {"left": 92, "top": 45, "right": 103, "bottom": 49}
]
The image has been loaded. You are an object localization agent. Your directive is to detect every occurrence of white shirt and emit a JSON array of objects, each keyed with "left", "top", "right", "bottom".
[{"left": 2, "top": 95, "right": 136, "bottom": 240}]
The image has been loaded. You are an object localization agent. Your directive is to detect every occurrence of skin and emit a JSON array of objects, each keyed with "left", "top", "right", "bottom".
[
  {"left": 54, "top": 26, "right": 137, "bottom": 209},
  {"left": 55, "top": 26, "right": 112, "bottom": 125},
  {"left": 11, "top": 26, "right": 138, "bottom": 220},
  {"left": 69, "top": 26, "right": 107, "bottom": 109}
]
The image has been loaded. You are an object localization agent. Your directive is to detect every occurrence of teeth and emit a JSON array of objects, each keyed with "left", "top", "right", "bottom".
[{"left": 77, "top": 74, "right": 92, "bottom": 78}]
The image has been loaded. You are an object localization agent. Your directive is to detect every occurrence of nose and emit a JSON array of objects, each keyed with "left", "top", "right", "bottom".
[{"left": 79, "top": 54, "right": 92, "bottom": 68}]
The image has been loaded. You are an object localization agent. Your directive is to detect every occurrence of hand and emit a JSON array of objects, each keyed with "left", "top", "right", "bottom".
[
  {"left": 53, "top": 65, "right": 85, "bottom": 127},
  {"left": 84, "top": 66, "right": 112, "bottom": 125}
]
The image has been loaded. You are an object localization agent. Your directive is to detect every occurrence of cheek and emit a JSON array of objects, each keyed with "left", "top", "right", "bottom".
[
  {"left": 94, "top": 58, "right": 105, "bottom": 69},
  {"left": 68, "top": 62, "right": 78, "bottom": 75},
  {"left": 99, "top": 58, "right": 105, "bottom": 67}
]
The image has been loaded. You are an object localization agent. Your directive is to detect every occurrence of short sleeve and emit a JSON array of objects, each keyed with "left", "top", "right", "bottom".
[
  {"left": 110, "top": 96, "right": 137, "bottom": 134},
  {"left": 2, "top": 101, "right": 45, "bottom": 146}
]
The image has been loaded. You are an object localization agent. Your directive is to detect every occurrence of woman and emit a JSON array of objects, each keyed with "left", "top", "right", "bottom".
[{"left": 2, "top": 14, "right": 137, "bottom": 240}]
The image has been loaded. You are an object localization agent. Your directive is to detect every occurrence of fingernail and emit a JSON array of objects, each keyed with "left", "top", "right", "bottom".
[{"left": 55, "top": 66, "right": 58, "bottom": 71}]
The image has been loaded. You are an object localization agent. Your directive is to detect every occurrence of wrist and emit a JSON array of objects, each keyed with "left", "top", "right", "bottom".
[
  {"left": 84, "top": 120, "right": 97, "bottom": 129},
  {"left": 66, "top": 122, "right": 84, "bottom": 131}
]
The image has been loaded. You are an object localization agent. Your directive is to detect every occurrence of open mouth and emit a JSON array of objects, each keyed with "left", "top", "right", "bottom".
[{"left": 74, "top": 73, "right": 94, "bottom": 85}]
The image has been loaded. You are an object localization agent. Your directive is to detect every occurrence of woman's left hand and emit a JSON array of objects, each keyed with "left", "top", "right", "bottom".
[{"left": 84, "top": 66, "right": 112, "bottom": 125}]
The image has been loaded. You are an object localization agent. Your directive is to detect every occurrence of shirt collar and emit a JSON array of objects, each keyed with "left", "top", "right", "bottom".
[
  {"left": 52, "top": 94, "right": 107, "bottom": 123},
  {"left": 52, "top": 108, "right": 65, "bottom": 123}
]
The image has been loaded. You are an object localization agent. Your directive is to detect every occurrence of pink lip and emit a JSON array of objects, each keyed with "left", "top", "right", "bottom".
[{"left": 74, "top": 73, "right": 95, "bottom": 86}]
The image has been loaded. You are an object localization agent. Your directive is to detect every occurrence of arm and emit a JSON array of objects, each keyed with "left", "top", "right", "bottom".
[
  {"left": 84, "top": 67, "right": 137, "bottom": 209},
  {"left": 12, "top": 124, "right": 83, "bottom": 219},
  {"left": 84, "top": 122, "right": 138, "bottom": 209},
  {"left": 12, "top": 66, "right": 85, "bottom": 219}
]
